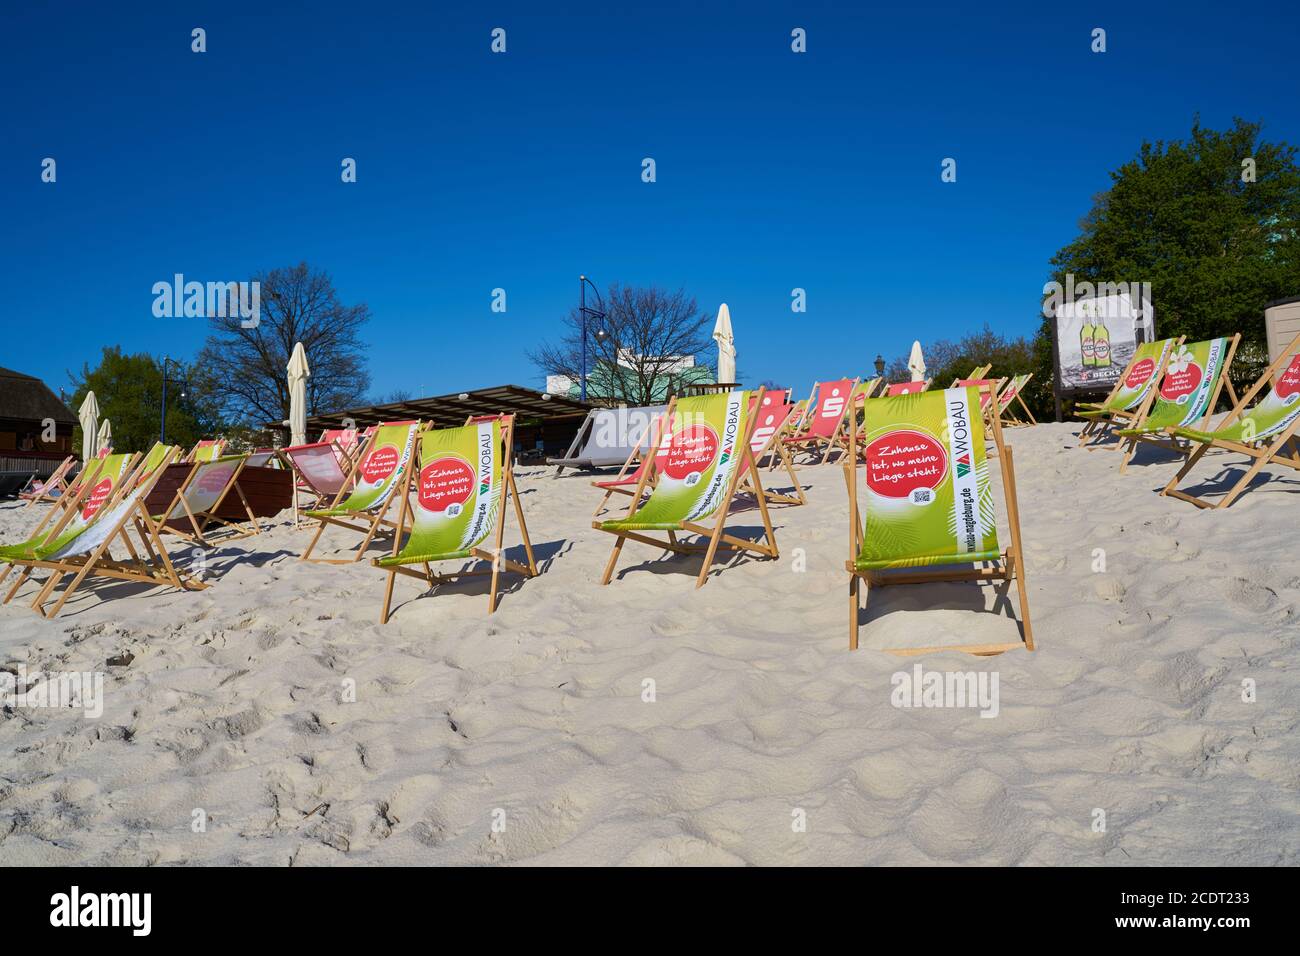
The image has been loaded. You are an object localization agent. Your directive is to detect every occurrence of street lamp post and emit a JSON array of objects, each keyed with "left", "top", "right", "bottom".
[
  {"left": 160, "top": 356, "right": 189, "bottom": 444},
  {"left": 578, "top": 275, "right": 608, "bottom": 403}
]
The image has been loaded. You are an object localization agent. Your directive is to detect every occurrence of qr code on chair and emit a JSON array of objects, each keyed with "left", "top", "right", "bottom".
[{"left": 910, "top": 489, "right": 933, "bottom": 505}]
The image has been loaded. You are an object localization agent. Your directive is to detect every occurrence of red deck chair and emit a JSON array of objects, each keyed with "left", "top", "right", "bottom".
[{"left": 781, "top": 378, "right": 857, "bottom": 464}]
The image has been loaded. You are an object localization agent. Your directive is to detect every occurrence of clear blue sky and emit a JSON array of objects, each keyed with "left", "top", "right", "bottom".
[{"left": 4, "top": 1, "right": 1298, "bottom": 403}]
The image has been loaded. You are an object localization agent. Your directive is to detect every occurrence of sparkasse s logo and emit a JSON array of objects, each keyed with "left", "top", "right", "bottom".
[{"left": 49, "top": 886, "right": 152, "bottom": 936}]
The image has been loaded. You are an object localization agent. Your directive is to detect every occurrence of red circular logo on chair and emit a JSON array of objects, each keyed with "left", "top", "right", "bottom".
[
  {"left": 662, "top": 424, "right": 718, "bottom": 480},
  {"left": 418, "top": 456, "right": 474, "bottom": 513},
  {"left": 1125, "top": 358, "right": 1156, "bottom": 389},
  {"left": 361, "top": 444, "right": 399, "bottom": 484},
  {"left": 863, "top": 430, "right": 947, "bottom": 500},
  {"left": 1160, "top": 361, "right": 1203, "bottom": 401},
  {"left": 81, "top": 477, "right": 114, "bottom": 520},
  {"left": 1276, "top": 356, "right": 1300, "bottom": 400}
]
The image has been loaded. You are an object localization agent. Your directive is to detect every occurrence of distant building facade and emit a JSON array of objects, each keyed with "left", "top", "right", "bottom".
[{"left": 0, "top": 367, "right": 76, "bottom": 454}]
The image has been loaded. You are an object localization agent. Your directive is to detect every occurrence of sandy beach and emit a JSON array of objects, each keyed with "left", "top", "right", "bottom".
[{"left": 1, "top": 420, "right": 1297, "bottom": 866}]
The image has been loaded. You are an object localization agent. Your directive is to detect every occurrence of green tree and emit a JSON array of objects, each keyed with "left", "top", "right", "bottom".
[
  {"left": 1033, "top": 117, "right": 1300, "bottom": 413},
  {"left": 884, "top": 325, "right": 1039, "bottom": 401},
  {"left": 69, "top": 347, "right": 217, "bottom": 454}
]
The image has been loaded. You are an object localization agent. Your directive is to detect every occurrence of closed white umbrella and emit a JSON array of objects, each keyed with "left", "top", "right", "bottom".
[
  {"left": 712, "top": 303, "right": 736, "bottom": 384},
  {"left": 287, "top": 341, "right": 311, "bottom": 447},
  {"left": 96, "top": 418, "right": 112, "bottom": 453},
  {"left": 907, "top": 341, "right": 927, "bottom": 382},
  {"left": 79, "top": 391, "right": 100, "bottom": 461}
]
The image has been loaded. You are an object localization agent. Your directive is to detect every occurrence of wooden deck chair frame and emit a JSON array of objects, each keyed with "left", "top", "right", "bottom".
[
  {"left": 1077, "top": 338, "right": 1184, "bottom": 447},
  {"left": 845, "top": 390, "right": 1033, "bottom": 655},
  {"left": 1161, "top": 332, "right": 1300, "bottom": 509},
  {"left": 2, "top": 448, "right": 207, "bottom": 619},
  {"left": 594, "top": 389, "right": 779, "bottom": 588},
  {"left": 301, "top": 421, "right": 423, "bottom": 564},
  {"left": 18, "top": 456, "right": 76, "bottom": 508},
  {"left": 1115, "top": 334, "right": 1241, "bottom": 473},
  {"left": 376, "top": 414, "right": 537, "bottom": 621},
  {"left": 783, "top": 378, "right": 860, "bottom": 465},
  {"left": 155, "top": 455, "right": 261, "bottom": 548}
]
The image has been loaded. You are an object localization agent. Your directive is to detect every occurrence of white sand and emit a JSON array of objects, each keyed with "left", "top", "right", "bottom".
[{"left": 1, "top": 421, "right": 1297, "bottom": 865}]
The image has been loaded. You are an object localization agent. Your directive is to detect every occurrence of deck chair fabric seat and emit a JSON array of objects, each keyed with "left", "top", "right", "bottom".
[
  {"left": 188, "top": 439, "right": 227, "bottom": 463},
  {"left": 153, "top": 454, "right": 257, "bottom": 546},
  {"left": 846, "top": 387, "right": 1033, "bottom": 654}
]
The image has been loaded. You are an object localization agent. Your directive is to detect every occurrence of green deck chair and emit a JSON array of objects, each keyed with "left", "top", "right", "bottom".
[
  {"left": 300, "top": 421, "right": 421, "bottom": 563},
  {"left": 1077, "top": 336, "right": 1181, "bottom": 447},
  {"left": 846, "top": 387, "right": 1034, "bottom": 654},
  {"left": 1162, "top": 332, "right": 1300, "bottom": 509},
  {"left": 0, "top": 447, "right": 202, "bottom": 617},
  {"left": 595, "top": 390, "right": 778, "bottom": 587},
  {"left": 1112, "top": 335, "right": 1240, "bottom": 473},
  {"left": 373, "top": 415, "right": 536, "bottom": 621}
]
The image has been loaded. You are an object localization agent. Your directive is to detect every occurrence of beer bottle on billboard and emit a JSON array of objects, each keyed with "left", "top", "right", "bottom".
[
  {"left": 1080, "top": 319, "right": 1096, "bottom": 367},
  {"left": 1093, "top": 317, "right": 1111, "bottom": 367}
]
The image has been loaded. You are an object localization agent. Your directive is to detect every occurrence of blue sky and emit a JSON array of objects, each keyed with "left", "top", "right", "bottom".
[{"left": 4, "top": 1, "right": 1299, "bottom": 404}]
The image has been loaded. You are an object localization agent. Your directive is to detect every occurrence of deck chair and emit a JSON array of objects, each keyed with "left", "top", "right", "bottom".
[
  {"left": 995, "top": 373, "right": 1037, "bottom": 427},
  {"left": 183, "top": 439, "right": 226, "bottom": 463},
  {"left": 0, "top": 452, "right": 138, "bottom": 593},
  {"left": 782, "top": 378, "right": 858, "bottom": 464},
  {"left": 953, "top": 378, "right": 1006, "bottom": 430},
  {"left": 1, "top": 447, "right": 204, "bottom": 618},
  {"left": 952, "top": 364, "right": 992, "bottom": 386},
  {"left": 1076, "top": 337, "right": 1181, "bottom": 446},
  {"left": 1112, "top": 335, "right": 1240, "bottom": 473},
  {"left": 1160, "top": 333, "right": 1300, "bottom": 509},
  {"left": 25, "top": 455, "right": 116, "bottom": 542},
  {"left": 152, "top": 454, "right": 258, "bottom": 547},
  {"left": 283, "top": 441, "right": 353, "bottom": 511},
  {"left": 595, "top": 390, "right": 778, "bottom": 587},
  {"left": 373, "top": 415, "right": 536, "bottom": 621},
  {"left": 846, "top": 387, "right": 1033, "bottom": 654},
  {"left": 300, "top": 421, "right": 421, "bottom": 563},
  {"left": 18, "top": 456, "right": 76, "bottom": 508},
  {"left": 885, "top": 380, "right": 931, "bottom": 396},
  {"left": 744, "top": 391, "right": 804, "bottom": 505}
]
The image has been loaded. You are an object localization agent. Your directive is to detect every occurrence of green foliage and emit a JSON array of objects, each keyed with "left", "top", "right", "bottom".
[
  {"left": 69, "top": 347, "right": 220, "bottom": 454},
  {"left": 1034, "top": 117, "right": 1300, "bottom": 412},
  {"left": 886, "top": 325, "right": 1046, "bottom": 414}
]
